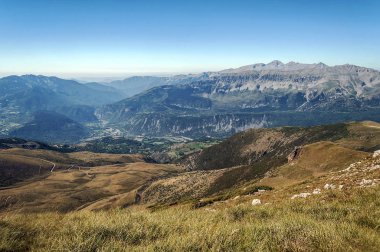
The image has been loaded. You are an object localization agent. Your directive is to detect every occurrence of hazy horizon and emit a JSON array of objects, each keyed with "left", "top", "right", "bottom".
[{"left": 1, "top": 59, "right": 380, "bottom": 83}]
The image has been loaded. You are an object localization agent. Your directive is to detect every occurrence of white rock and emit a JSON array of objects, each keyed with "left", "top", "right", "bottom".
[
  {"left": 373, "top": 150, "right": 380, "bottom": 158},
  {"left": 291, "top": 193, "right": 311, "bottom": 199},
  {"left": 360, "top": 179, "right": 373, "bottom": 186},
  {"left": 299, "top": 193, "right": 311, "bottom": 198},
  {"left": 324, "top": 184, "right": 336, "bottom": 190},
  {"left": 205, "top": 208, "right": 216, "bottom": 212},
  {"left": 233, "top": 196, "right": 240, "bottom": 200},
  {"left": 370, "top": 165, "right": 380, "bottom": 170},
  {"left": 312, "top": 188, "right": 321, "bottom": 194},
  {"left": 343, "top": 163, "right": 355, "bottom": 171},
  {"left": 339, "top": 185, "right": 344, "bottom": 190},
  {"left": 251, "top": 199, "right": 262, "bottom": 205}
]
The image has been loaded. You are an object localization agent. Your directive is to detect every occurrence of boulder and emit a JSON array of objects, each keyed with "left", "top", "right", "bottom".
[
  {"left": 312, "top": 188, "right": 321, "bottom": 194},
  {"left": 251, "top": 199, "right": 261, "bottom": 206},
  {"left": 373, "top": 150, "right": 380, "bottom": 158}
]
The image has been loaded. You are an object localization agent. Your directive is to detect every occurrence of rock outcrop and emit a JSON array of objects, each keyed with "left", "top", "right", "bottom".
[{"left": 287, "top": 146, "right": 303, "bottom": 163}]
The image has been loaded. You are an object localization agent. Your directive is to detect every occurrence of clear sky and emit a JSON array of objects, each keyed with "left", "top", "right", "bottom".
[{"left": 0, "top": 0, "right": 379, "bottom": 79}]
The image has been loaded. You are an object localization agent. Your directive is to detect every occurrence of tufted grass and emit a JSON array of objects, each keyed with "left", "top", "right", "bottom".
[{"left": 1, "top": 186, "right": 379, "bottom": 251}]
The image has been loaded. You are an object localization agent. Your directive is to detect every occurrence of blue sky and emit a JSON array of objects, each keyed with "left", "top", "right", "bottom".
[{"left": 0, "top": 0, "right": 379, "bottom": 78}]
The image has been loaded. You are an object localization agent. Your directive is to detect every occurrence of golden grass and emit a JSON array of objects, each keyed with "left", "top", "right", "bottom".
[
  {"left": 0, "top": 162, "right": 181, "bottom": 213},
  {"left": 67, "top": 151, "right": 144, "bottom": 165},
  {"left": 0, "top": 148, "right": 144, "bottom": 166},
  {"left": 336, "top": 121, "right": 380, "bottom": 151},
  {"left": 1, "top": 185, "right": 379, "bottom": 251},
  {"left": 258, "top": 141, "right": 370, "bottom": 188}
]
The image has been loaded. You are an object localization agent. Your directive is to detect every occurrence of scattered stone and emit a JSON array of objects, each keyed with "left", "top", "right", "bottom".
[
  {"left": 373, "top": 150, "right": 380, "bottom": 158},
  {"left": 205, "top": 208, "right": 216, "bottom": 212},
  {"left": 231, "top": 229, "right": 239, "bottom": 235},
  {"left": 360, "top": 179, "right": 373, "bottom": 186},
  {"left": 251, "top": 199, "right": 262, "bottom": 205},
  {"left": 324, "top": 183, "right": 336, "bottom": 190},
  {"left": 370, "top": 165, "right": 380, "bottom": 170},
  {"left": 338, "top": 185, "right": 344, "bottom": 190},
  {"left": 312, "top": 188, "right": 321, "bottom": 194},
  {"left": 291, "top": 193, "right": 311, "bottom": 199}
]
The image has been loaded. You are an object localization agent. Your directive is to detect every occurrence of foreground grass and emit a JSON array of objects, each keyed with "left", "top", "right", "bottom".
[{"left": 1, "top": 186, "right": 379, "bottom": 251}]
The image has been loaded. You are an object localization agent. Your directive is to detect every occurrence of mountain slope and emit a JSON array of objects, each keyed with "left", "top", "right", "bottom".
[
  {"left": 159, "top": 121, "right": 380, "bottom": 199},
  {"left": 185, "top": 121, "right": 380, "bottom": 171},
  {"left": 106, "top": 74, "right": 209, "bottom": 97},
  {"left": 0, "top": 75, "right": 124, "bottom": 136},
  {"left": 10, "top": 111, "right": 89, "bottom": 143},
  {"left": 97, "top": 61, "right": 380, "bottom": 137}
]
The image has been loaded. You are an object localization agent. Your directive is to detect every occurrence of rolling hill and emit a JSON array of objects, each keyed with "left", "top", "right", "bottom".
[
  {"left": 0, "top": 121, "right": 378, "bottom": 212},
  {"left": 0, "top": 121, "right": 379, "bottom": 251}
]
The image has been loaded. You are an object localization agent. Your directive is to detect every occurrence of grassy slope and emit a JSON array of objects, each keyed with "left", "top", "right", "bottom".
[
  {"left": 257, "top": 141, "right": 370, "bottom": 188},
  {"left": 0, "top": 148, "right": 147, "bottom": 187},
  {"left": 1, "top": 186, "right": 379, "bottom": 251},
  {"left": 3, "top": 152, "right": 379, "bottom": 251},
  {"left": 0, "top": 162, "right": 180, "bottom": 213},
  {"left": 0, "top": 148, "right": 144, "bottom": 166},
  {"left": 0, "top": 122, "right": 379, "bottom": 250},
  {"left": 181, "top": 122, "right": 380, "bottom": 192},
  {"left": 0, "top": 153, "right": 53, "bottom": 187},
  {"left": 140, "top": 122, "right": 379, "bottom": 209}
]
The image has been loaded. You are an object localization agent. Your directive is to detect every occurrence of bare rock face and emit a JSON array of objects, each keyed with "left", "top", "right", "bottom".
[{"left": 288, "top": 146, "right": 303, "bottom": 163}]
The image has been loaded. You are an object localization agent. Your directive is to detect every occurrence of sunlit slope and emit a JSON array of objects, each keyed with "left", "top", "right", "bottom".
[{"left": 0, "top": 162, "right": 180, "bottom": 213}]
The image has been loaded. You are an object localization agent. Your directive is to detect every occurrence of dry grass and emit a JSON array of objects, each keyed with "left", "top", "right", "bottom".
[
  {"left": 0, "top": 186, "right": 379, "bottom": 251},
  {"left": 0, "top": 153, "right": 53, "bottom": 187},
  {"left": 0, "top": 148, "right": 144, "bottom": 166},
  {"left": 258, "top": 141, "right": 370, "bottom": 188},
  {"left": 0, "top": 162, "right": 181, "bottom": 213},
  {"left": 336, "top": 121, "right": 380, "bottom": 151}
]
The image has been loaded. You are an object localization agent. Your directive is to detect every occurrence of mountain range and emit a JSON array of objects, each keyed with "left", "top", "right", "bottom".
[
  {"left": 97, "top": 61, "right": 380, "bottom": 137},
  {"left": 1, "top": 61, "right": 380, "bottom": 143}
]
